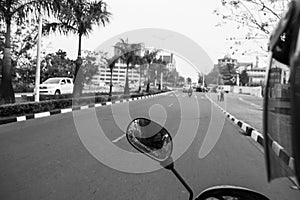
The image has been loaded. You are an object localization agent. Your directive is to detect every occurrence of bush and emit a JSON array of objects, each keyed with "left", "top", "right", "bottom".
[
  {"left": 0, "top": 90, "right": 168, "bottom": 118},
  {"left": 0, "top": 95, "right": 109, "bottom": 117}
]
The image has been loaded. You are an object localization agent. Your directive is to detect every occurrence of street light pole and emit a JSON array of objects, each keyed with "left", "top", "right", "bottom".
[{"left": 34, "top": 13, "right": 42, "bottom": 102}]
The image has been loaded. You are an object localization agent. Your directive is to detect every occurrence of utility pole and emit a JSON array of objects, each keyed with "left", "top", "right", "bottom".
[
  {"left": 160, "top": 71, "right": 163, "bottom": 90},
  {"left": 34, "top": 13, "right": 42, "bottom": 102}
]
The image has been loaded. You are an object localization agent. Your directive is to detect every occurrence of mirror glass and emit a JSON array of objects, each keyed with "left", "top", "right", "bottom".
[{"left": 126, "top": 118, "right": 173, "bottom": 162}]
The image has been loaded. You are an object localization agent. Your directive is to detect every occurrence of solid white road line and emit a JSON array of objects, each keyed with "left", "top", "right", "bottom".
[{"left": 112, "top": 134, "right": 126, "bottom": 143}]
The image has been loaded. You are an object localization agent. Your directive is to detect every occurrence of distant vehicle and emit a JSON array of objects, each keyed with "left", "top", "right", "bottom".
[
  {"left": 196, "top": 86, "right": 208, "bottom": 92},
  {"left": 218, "top": 85, "right": 230, "bottom": 93},
  {"left": 37, "top": 77, "right": 74, "bottom": 95},
  {"left": 182, "top": 85, "right": 190, "bottom": 92}
]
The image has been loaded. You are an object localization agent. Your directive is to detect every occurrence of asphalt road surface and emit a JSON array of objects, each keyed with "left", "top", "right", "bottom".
[{"left": 1, "top": 91, "right": 299, "bottom": 200}]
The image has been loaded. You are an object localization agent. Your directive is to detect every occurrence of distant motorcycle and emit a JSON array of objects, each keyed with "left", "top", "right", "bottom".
[{"left": 188, "top": 88, "right": 193, "bottom": 97}]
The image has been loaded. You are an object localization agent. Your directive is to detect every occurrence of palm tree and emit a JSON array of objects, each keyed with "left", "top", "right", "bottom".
[
  {"left": 43, "top": 0, "right": 111, "bottom": 96},
  {"left": 153, "top": 58, "right": 167, "bottom": 90},
  {"left": 0, "top": 0, "right": 60, "bottom": 104},
  {"left": 105, "top": 55, "right": 118, "bottom": 99},
  {"left": 114, "top": 39, "right": 142, "bottom": 95},
  {"left": 142, "top": 49, "right": 160, "bottom": 93}
]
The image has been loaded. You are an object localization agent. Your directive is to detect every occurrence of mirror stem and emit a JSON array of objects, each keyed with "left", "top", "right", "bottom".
[{"left": 161, "top": 158, "right": 194, "bottom": 200}]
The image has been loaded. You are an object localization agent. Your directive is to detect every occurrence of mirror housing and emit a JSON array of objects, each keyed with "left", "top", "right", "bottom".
[
  {"left": 196, "top": 186, "right": 270, "bottom": 200},
  {"left": 126, "top": 118, "right": 173, "bottom": 162}
]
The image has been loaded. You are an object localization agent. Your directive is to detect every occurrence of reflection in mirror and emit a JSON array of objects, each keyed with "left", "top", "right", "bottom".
[
  {"left": 126, "top": 118, "right": 173, "bottom": 162},
  {"left": 265, "top": 56, "right": 294, "bottom": 180}
]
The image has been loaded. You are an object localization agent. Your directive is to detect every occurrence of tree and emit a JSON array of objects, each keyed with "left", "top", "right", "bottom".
[
  {"left": 214, "top": 0, "right": 289, "bottom": 55},
  {"left": 104, "top": 55, "right": 118, "bottom": 98},
  {"left": 219, "top": 63, "right": 237, "bottom": 85},
  {"left": 41, "top": 49, "right": 75, "bottom": 81},
  {"left": 187, "top": 77, "right": 192, "bottom": 84},
  {"left": 239, "top": 69, "right": 249, "bottom": 86},
  {"left": 142, "top": 49, "right": 160, "bottom": 92},
  {"left": 165, "top": 69, "right": 179, "bottom": 87},
  {"left": 114, "top": 39, "right": 142, "bottom": 95},
  {"left": 0, "top": 0, "right": 60, "bottom": 104},
  {"left": 150, "top": 57, "right": 167, "bottom": 90},
  {"left": 134, "top": 56, "right": 146, "bottom": 92},
  {"left": 0, "top": 21, "right": 40, "bottom": 92},
  {"left": 204, "top": 64, "right": 221, "bottom": 85},
  {"left": 178, "top": 76, "right": 185, "bottom": 85},
  {"left": 43, "top": 0, "right": 111, "bottom": 96}
]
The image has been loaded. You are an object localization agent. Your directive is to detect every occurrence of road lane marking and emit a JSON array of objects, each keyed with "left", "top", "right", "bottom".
[
  {"left": 61, "top": 108, "right": 72, "bottom": 113},
  {"left": 34, "top": 112, "right": 50, "bottom": 118},
  {"left": 17, "top": 116, "right": 26, "bottom": 121},
  {"left": 80, "top": 105, "right": 89, "bottom": 110},
  {"left": 112, "top": 134, "right": 126, "bottom": 143}
]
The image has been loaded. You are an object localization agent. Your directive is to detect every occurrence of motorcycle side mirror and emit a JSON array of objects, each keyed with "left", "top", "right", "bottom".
[
  {"left": 126, "top": 118, "right": 173, "bottom": 162},
  {"left": 196, "top": 186, "right": 270, "bottom": 200}
]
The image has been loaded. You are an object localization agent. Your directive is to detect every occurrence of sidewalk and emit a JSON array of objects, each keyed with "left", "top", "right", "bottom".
[{"left": 207, "top": 93, "right": 263, "bottom": 133}]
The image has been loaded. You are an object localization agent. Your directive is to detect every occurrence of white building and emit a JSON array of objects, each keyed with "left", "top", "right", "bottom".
[
  {"left": 158, "top": 51, "right": 176, "bottom": 71},
  {"left": 90, "top": 46, "right": 176, "bottom": 88},
  {"left": 90, "top": 42, "right": 144, "bottom": 87},
  {"left": 91, "top": 60, "right": 140, "bottom": 85}
]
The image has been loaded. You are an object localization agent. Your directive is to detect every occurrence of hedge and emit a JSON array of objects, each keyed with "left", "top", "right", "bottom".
[{"left": 0, "top": 90, "right": 170, "bottom": 118}]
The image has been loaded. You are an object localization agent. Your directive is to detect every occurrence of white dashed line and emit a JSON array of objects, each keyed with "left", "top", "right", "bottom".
[{"left": 112, "top": 134, "right": 126, "bottom": 143}]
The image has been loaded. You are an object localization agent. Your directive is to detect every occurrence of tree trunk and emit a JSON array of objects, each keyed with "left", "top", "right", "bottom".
[
  {"left": 138, "top": 65, "right": 142, "bottom": 93},
  {"left": 124, "top": 64, "right": 130, "bottom": 95},
  {"left": 0, "top": 21, "right": 15, "bottom": 104},
  {"left": 109, "top": 68, "right": 113, "bottom": 99},
  {"left": 73, "top": 34, "right": 83, "bottom": 100},
  {"left": 146, "top": 63, "right": 150, "bottom": 93}
]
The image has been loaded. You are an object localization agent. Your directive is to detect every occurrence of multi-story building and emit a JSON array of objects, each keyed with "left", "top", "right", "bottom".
[
  {"left": 91, "top": 42, "right": 144, "bottom": 86},
  {"left": 158, "top": 52, "right": 176, "bottom": 71},
  {"left": 216, "top": 54, "right": 266, "bottom": 86},
  {"left": 90, "top": 44, "right": 177, "bottom": 88}
]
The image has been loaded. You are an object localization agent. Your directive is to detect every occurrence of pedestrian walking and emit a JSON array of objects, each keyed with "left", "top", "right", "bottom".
[{"left": 220, "top": 88, "right": 224, "bottom": 102}]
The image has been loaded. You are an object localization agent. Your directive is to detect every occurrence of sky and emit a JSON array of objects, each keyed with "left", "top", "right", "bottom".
[{"left": 43, "top": 0, "right": 266, "bottom": 82}]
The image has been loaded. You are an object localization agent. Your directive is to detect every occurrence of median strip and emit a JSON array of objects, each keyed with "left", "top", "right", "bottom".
[{"left": 0, "top": 91, "right": 173, "bottom": 126}]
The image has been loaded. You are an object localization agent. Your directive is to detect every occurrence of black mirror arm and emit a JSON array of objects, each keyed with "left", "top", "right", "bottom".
[{"left": 160, "top": 157, "right": 194, "bottom": 200}]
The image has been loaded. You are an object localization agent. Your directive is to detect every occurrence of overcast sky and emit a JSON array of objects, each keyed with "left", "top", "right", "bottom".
[{"left": 43, "top": 0, "right": 263, "bottom": 82}]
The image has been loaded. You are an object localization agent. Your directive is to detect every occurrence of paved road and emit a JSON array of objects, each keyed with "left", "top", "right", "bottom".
[
  {"left": 0, "top": 91, "right": 299, "bottom": 200},
  {"left": 210, "top": 93, "right": 264, "bottom": 132}
]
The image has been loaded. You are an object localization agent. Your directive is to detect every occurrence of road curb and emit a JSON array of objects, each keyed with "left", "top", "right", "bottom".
[
  {"left": 0, "top": 91, "right": 173, "bottom": 126},
  {"left": 205, "top": 94, "right": 295, "bottom": 172}
]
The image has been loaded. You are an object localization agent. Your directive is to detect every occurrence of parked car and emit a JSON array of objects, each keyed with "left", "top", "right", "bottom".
[{"left": 37, "top": 77, "right": 74, "bottom": 95}]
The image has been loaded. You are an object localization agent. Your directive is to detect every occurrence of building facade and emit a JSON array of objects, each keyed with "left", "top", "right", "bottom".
[{"left": 216, "top": 54, "right": 266, "bottom": 86}]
